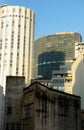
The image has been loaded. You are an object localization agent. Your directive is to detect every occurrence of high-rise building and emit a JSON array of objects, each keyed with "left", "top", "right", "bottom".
[
  {"left": 33, "top": 32, "right": 82, "bottom": 80},
  {"left": 0, "top": 4, "right": 35, "bottom": 92}
]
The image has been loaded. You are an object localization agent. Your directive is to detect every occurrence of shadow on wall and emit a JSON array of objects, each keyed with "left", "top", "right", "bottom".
[
  {"left": 38, "top": 51, "right": 65, "bottom": 79},
  {"left": 72, "top": 54, "right": 84, "bottom": 109}
]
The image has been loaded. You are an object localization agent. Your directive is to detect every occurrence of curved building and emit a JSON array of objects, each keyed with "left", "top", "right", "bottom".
[
  {"left": 33, "top": 32, "right": 82, "bottom": 80},
  {"left": 0, "top": 5, "right": 35, "bottom": 92}
]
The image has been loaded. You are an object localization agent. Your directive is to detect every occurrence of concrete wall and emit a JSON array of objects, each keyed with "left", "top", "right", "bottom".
[
  {"left": 22, "top": 82, "right": 81, "bottom": 130},
  {"left": 0, "top": 86, "right": 4, "bottom": 130},
  {"left": 81, "top": 109, "right": 84, "bottom": 130},
  {"left": 4, "top": 76, "right": 25, "bottom": 130},
  {"left": 72, "top": 50, "right": 84, "bottom": 109}
]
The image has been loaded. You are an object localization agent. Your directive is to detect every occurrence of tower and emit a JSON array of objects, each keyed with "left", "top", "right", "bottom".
[
  {"left": 33, "top": 32, "right": 82, "bottom": 80},
  {"left": 0, "top": 4, "right": 35, "bottom": 92}
]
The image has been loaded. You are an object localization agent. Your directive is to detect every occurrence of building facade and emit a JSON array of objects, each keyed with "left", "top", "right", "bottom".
[
  {"left": 4, "top": 76, "right": 25, "bottom": 130},
  {"left": 71, "top": 50, "right": 84, "bottom": 109},
  {"left": 75, "top": 42, "right": 84, "bottom": 58},
  {"left": 51, "top": 70, "right": 67, "bottom": 91},
  {"left": 33, "top": 32, "right": 82, "bottom": 80},
  {"left": 0, "top": 4, "right": 35, "bottom": 92},
  {"left": 22, "top": 82, "right": 81, "bottom": 130},
  {"left": 0, "top": 86, "right": 4, "bottom": 130}
]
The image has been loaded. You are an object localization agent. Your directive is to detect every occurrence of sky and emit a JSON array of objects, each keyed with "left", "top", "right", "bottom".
[{"left": 0, "top": 0, "right": 84, "bottom": 41}]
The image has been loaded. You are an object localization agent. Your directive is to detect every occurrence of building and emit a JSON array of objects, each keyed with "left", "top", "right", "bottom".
[
  {"left": 71, "top": 49, "right": 84, "bottom": 109},
  {"left": 22, "top": 82, "right": 81, "bottom": 130},
  {"left": 32, "top": 65, "right": 72, "bottom": 92},
  {"left": 0, "top": 4, "right": 35, "bottom": 92},
  {"left": 0, "top": 86, "right": 4, "bottom": 130},
  {"left": 31, "top": 77, "right": 51, "bottom": 88},
  {"left": 4, "top": 76, "right": 25, "bottom": 130},
  {"left": 81, "top": 110, "right": 84, "bottom": 130},
  {"left": 75, "top": 42, "right": 84, "bottom": 58},
  {"left": 64, "top": 70, "right": 72, "bottom": 94},
  {"left": 51, "top": 70, "right": 67, "bottom": 91},
  {"left": 33, "top": 32, "right": 82, "bottom": 80}
]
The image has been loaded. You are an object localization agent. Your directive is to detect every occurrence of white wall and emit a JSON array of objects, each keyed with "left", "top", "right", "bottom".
[
  {"left": 0, "top": 5, "right": 35, "bottom": 92},
  {"left": 72, "top": 50, "right": 84, "bottom": 109}
]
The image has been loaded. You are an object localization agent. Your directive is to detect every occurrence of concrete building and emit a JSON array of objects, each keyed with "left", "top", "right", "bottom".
[
  {"left": 33, "top": 32, "right": 82, "bottom": 80},
  {"left": 75, "top": 42, "right": 84, "bottom": 58},
  {"left": 4, "top": 76, "right": 25, "bottom": 130},
  {"left": 32, "top": 65, "right": 73, "bottom": 92},
  {"left": 0, "top": 4, "right": 35, "bottom": 92},
  {"left": 0, "top": 86, "right": 4, "bottom": 130},
  {"left": 31, "top": 77, "right": 51, "bottom": 88},
  {"left": 22, "top": 82, "right": 81, "bottom": 130},
  {"left": 81, "top": 110, "right": 84, "bottom": 130},
  {"left": 71, "top": 50, "right": 84, "bottom": 109},
  {"left": 51, "top": 70, "right": 66, "bottom": 91},
  {"left": 64, "top": 70, "right": 72, "bottom": 94}
]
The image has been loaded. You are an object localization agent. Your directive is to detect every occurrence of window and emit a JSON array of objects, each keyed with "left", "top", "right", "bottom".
[
  {"left": 10, "top": 60, "right": 12, "bottom": 63},
  {"left": 10, "top": 64, "right": 12, "bottom": 67},
  {"left": 12, "top": 21, "right": 15, "bottom": 24},
  {"left": 13, "top": 8, "right": 15, "bottom": 12},
  {"left": 6, "top": 123, "right": 9, "bottom": 130},
  {"left": 19, "top": 8, "right": 21, "bottom": 13},
  {"left": 11, "top": 123, "right": 14, "bottom": 129},
  {"left": 18, "top": 25, "right": 20, "bottom": 27},
  {"left": 5, "top": 38, "right": 8, "bottom": 41},
  {"left": 2, "top": 10, "right": 4, "bottom": 14},
  {"left": 16, "top": 123, "right": 20, "bottom": 130},
  {"left": 1, "top": 25, "right": 3, "bottom": 28},
  {"left": 7, "top": 107, "right": 12, "bottom": 115},
  {"left": 6, "top": 24, "right": 8, "bottom": 27}
]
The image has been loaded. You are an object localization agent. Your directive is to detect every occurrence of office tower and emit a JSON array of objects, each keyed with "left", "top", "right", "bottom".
[
  {"left": 33, "top": 32, "right": 82, "bottom": 80},
  {"left": 0, "top": 4, "right": 35, "bottom": 92}
]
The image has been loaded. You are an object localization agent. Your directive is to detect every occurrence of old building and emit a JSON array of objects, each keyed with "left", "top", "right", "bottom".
[
  {"left": 4, "top": 76, "right": 25, "bottom": 130},
  {"left": 81, "top": 110, "right": 84, "bottom": 130},
  {"left": 0, "top": 86, "right": 4, "bottom": 130},
  {"left": 22, "top": 82, "right": 81, "bottom": 130}
]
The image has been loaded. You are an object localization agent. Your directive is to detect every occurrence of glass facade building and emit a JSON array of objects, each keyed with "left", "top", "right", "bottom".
[{"left": 33, "top": 32, "right": 82, "bottom": 80}]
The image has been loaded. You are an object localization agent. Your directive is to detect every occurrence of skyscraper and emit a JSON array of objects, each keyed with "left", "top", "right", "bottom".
[
  {"left": 0, "top": 4, "right": 35, "bottom": 92},
  {"left": 33, "top": 32, "right": 82, "bottom": 80}
]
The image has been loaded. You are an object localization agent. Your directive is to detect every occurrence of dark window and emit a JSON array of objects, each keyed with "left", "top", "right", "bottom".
[
  {"left": 11, "top": 123, "right": 14, "bottom": 129},
  {"left": 7, "top": 107, "right": 12, "bottom": 115},
  {"left": 16, "top": 123, "right": 20, "bottom": 130},
  {"left": 6, "top": 123, "right": 9, "bottom": 130}
]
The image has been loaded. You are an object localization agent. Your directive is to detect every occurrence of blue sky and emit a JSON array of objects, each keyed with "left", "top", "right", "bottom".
[{"left": 0, "top": 0, "right": 84, "bottom": 41}]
